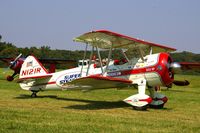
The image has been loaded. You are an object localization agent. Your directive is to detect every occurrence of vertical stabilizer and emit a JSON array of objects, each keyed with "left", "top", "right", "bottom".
[{"left": 19, "top": 55, "right": 49, "bottom": 79}]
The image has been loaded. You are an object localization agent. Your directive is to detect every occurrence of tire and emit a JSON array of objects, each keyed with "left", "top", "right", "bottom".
[{"left": 149, "top": 103, "right": 164, "bottom": 109}]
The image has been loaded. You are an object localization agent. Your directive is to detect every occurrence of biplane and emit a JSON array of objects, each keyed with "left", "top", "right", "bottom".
[{"left": 9, "top": 30, "right": 200, "bottom": 110}]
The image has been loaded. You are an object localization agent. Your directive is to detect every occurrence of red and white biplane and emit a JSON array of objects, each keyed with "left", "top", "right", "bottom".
[{"left": 15, "top": 30, "right": 196, "bottom": 110}]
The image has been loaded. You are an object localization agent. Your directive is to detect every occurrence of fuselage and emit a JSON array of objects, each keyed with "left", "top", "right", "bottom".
[{"left": 20, "top": 52, "right": 174, "bottom": 91}]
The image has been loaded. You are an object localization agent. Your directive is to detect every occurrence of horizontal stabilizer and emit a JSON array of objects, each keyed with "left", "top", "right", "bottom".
[{"left": 17, "top": 75, "right": 52, "bottom": 83}]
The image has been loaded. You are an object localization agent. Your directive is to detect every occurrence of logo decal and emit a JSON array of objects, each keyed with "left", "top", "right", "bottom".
[
  {"left": 26, "top": 61, "right": 33, "bottom": 67},
  {"left": 59, "top": 73, "right": 81, "bottom": 85},
  {"left": 107, "top": 72, "right": 121, "bottom": 77}
]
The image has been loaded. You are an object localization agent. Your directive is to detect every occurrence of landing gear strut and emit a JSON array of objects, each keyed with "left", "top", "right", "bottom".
[
  {"left": 123, "top": 79, "right": 152, "bottom": 111},
  {"left": 31, "top": 91, "right": 38, "bottom": 98}
]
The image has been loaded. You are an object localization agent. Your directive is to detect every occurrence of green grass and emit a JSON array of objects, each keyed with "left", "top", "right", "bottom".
[{"left": 0, "top": 68, "right": 200, "bottom": 133}]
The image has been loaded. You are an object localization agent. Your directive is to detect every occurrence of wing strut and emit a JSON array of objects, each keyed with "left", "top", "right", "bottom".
[
  {"left": 149, "top": 47, "right": 153, "bottom": 55},
  {"left": 81, "top": 44, "right": 88, "bottom": 76},
  {"left": 138, "top": 47, "right": 145, "bottom": 62},
  {"left": 96, "top": 46, "right": 104, "bottom": 74},
  {"left": 103, "top": 44, "right": 113, "bottom": 76},
  {"left": 86, "top": 46, "right": 94, "bottom": 76}
]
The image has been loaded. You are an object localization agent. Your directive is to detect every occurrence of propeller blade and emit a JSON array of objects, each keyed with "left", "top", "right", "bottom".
[
  {"left": 9, "top": 53, "right": 22, "bottom": 68},
  {"left": 170, "top": 62, "right": 182, "bottom": 73},
  {"left": 173, "top": 80, "right": 190, "bottom": 86}
]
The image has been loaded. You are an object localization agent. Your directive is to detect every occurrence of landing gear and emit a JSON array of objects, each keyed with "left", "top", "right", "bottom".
[
  {"left": 123, "top": 79, "right": 152, "bottom": 111},
  {"left": 31, "top": 91, "right": 38, "bottom": 98},
  {"left": 148, "top": 86, "right": 168, "bottom": 109}
]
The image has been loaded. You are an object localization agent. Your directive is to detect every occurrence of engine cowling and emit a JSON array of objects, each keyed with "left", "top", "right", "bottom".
[{"left": 156, "top": 53, "right": 174, "bottom": 87}]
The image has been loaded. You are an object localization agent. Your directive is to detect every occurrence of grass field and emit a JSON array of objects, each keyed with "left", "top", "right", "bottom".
[{"left": 0, "top": 69, "right": 200, "bottom": 133}]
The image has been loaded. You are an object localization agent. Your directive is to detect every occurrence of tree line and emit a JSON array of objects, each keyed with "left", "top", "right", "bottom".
[{"left": 0, "top": 37, "right": 200, "bottom": 70}]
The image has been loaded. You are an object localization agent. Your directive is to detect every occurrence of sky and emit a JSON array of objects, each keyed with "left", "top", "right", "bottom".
[{"left": 0, "top": 0, "right": 199, "bottom": 53}]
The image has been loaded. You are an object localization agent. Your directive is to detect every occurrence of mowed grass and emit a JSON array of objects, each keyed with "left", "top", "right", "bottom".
[{"left": 0, "top": 68, "right": 200, "bottom": 133}]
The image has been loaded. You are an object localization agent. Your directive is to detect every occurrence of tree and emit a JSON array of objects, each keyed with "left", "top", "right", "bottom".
[{"left": 40, "top": 46, "right": 51, "bottom": 58}]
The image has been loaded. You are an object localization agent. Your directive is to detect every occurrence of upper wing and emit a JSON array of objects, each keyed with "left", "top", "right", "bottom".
[
  {"left": 74, "top": 30, "right": 176, "bottom": 53},
  {"left": 63, "top": 75, "right": 133, "bottom": 90}
]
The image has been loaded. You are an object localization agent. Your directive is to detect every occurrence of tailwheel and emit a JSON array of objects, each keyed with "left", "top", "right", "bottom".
[{"left": 31, "top": 91, "right": 38, "bottom": 98}]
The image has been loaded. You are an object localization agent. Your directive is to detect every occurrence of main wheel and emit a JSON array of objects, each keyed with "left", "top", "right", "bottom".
[{"left": 149, "top": 103, "right": 164, "bottom": 109}]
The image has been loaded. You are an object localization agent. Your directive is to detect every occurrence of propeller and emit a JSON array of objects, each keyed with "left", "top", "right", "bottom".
[
  {"left": 169, "top": 62, "right": 181, "bottom": 73},
  {"left": 9, "top": 53, "right": 22, "bottom": 69},
  {"left": 2, "top": 53, "right": 23, "bottom": 81},
  {"left": 169, "top": 61, "right": 190, "bottom": 86}
]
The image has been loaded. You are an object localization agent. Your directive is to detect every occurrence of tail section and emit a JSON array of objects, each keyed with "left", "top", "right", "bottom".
[{"left": 19, "top": 55, "right": 49, "bottom": 79}]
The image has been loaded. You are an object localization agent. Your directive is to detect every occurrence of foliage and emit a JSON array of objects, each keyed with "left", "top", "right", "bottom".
[
  {"left": 170, "top": 51, "right": 200, "bottom": 62},
  {"left": 0, "top": 37, "right": 200, "bottom": 69}
]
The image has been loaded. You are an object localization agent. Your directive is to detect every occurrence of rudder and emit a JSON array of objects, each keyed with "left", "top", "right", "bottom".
[{"left": 19, "top": 55, "right": 49, "bottom": 79}]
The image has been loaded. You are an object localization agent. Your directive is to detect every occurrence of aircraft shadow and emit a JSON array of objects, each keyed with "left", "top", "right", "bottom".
[
  {"left": 15, "top": 94, "right": 172, "bottom": 110},
  {"left": 15, "top": 94, "right": 130, "bottom": 110},
  {"left": 15, "top": 94, "right": 58, "bottom": 99},
  {"left": 62, "top": 99, "right": 129, "bottom": 110}
]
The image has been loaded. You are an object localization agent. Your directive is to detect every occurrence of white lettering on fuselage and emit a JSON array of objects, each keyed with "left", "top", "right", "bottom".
[
  {"left": 59, "top": 73, "right": 81, "bottom": 85},
  {"left": 107, "top": 72, "right": 121, "bottom": 77},
  {"left": 146, "top": 67, "right": 155, "bottom": 72}
]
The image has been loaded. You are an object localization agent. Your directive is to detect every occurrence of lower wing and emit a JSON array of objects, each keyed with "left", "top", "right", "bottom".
[{"left": 63, "top": 75, "right": 133, "bottom": 90}]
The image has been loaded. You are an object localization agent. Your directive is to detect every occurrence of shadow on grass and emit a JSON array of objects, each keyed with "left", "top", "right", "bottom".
[
  {"left": 15, "top": 94, "right": 58, "bottom": 99},
  {"left": 15, "top": 94, "right": 173, "bottom": 110},
  {"left": 63, "top": 100, "right": 129, "bottom": 110},
  {"left": 15, "top": 94, "right": 130, "bottom": 110}
]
